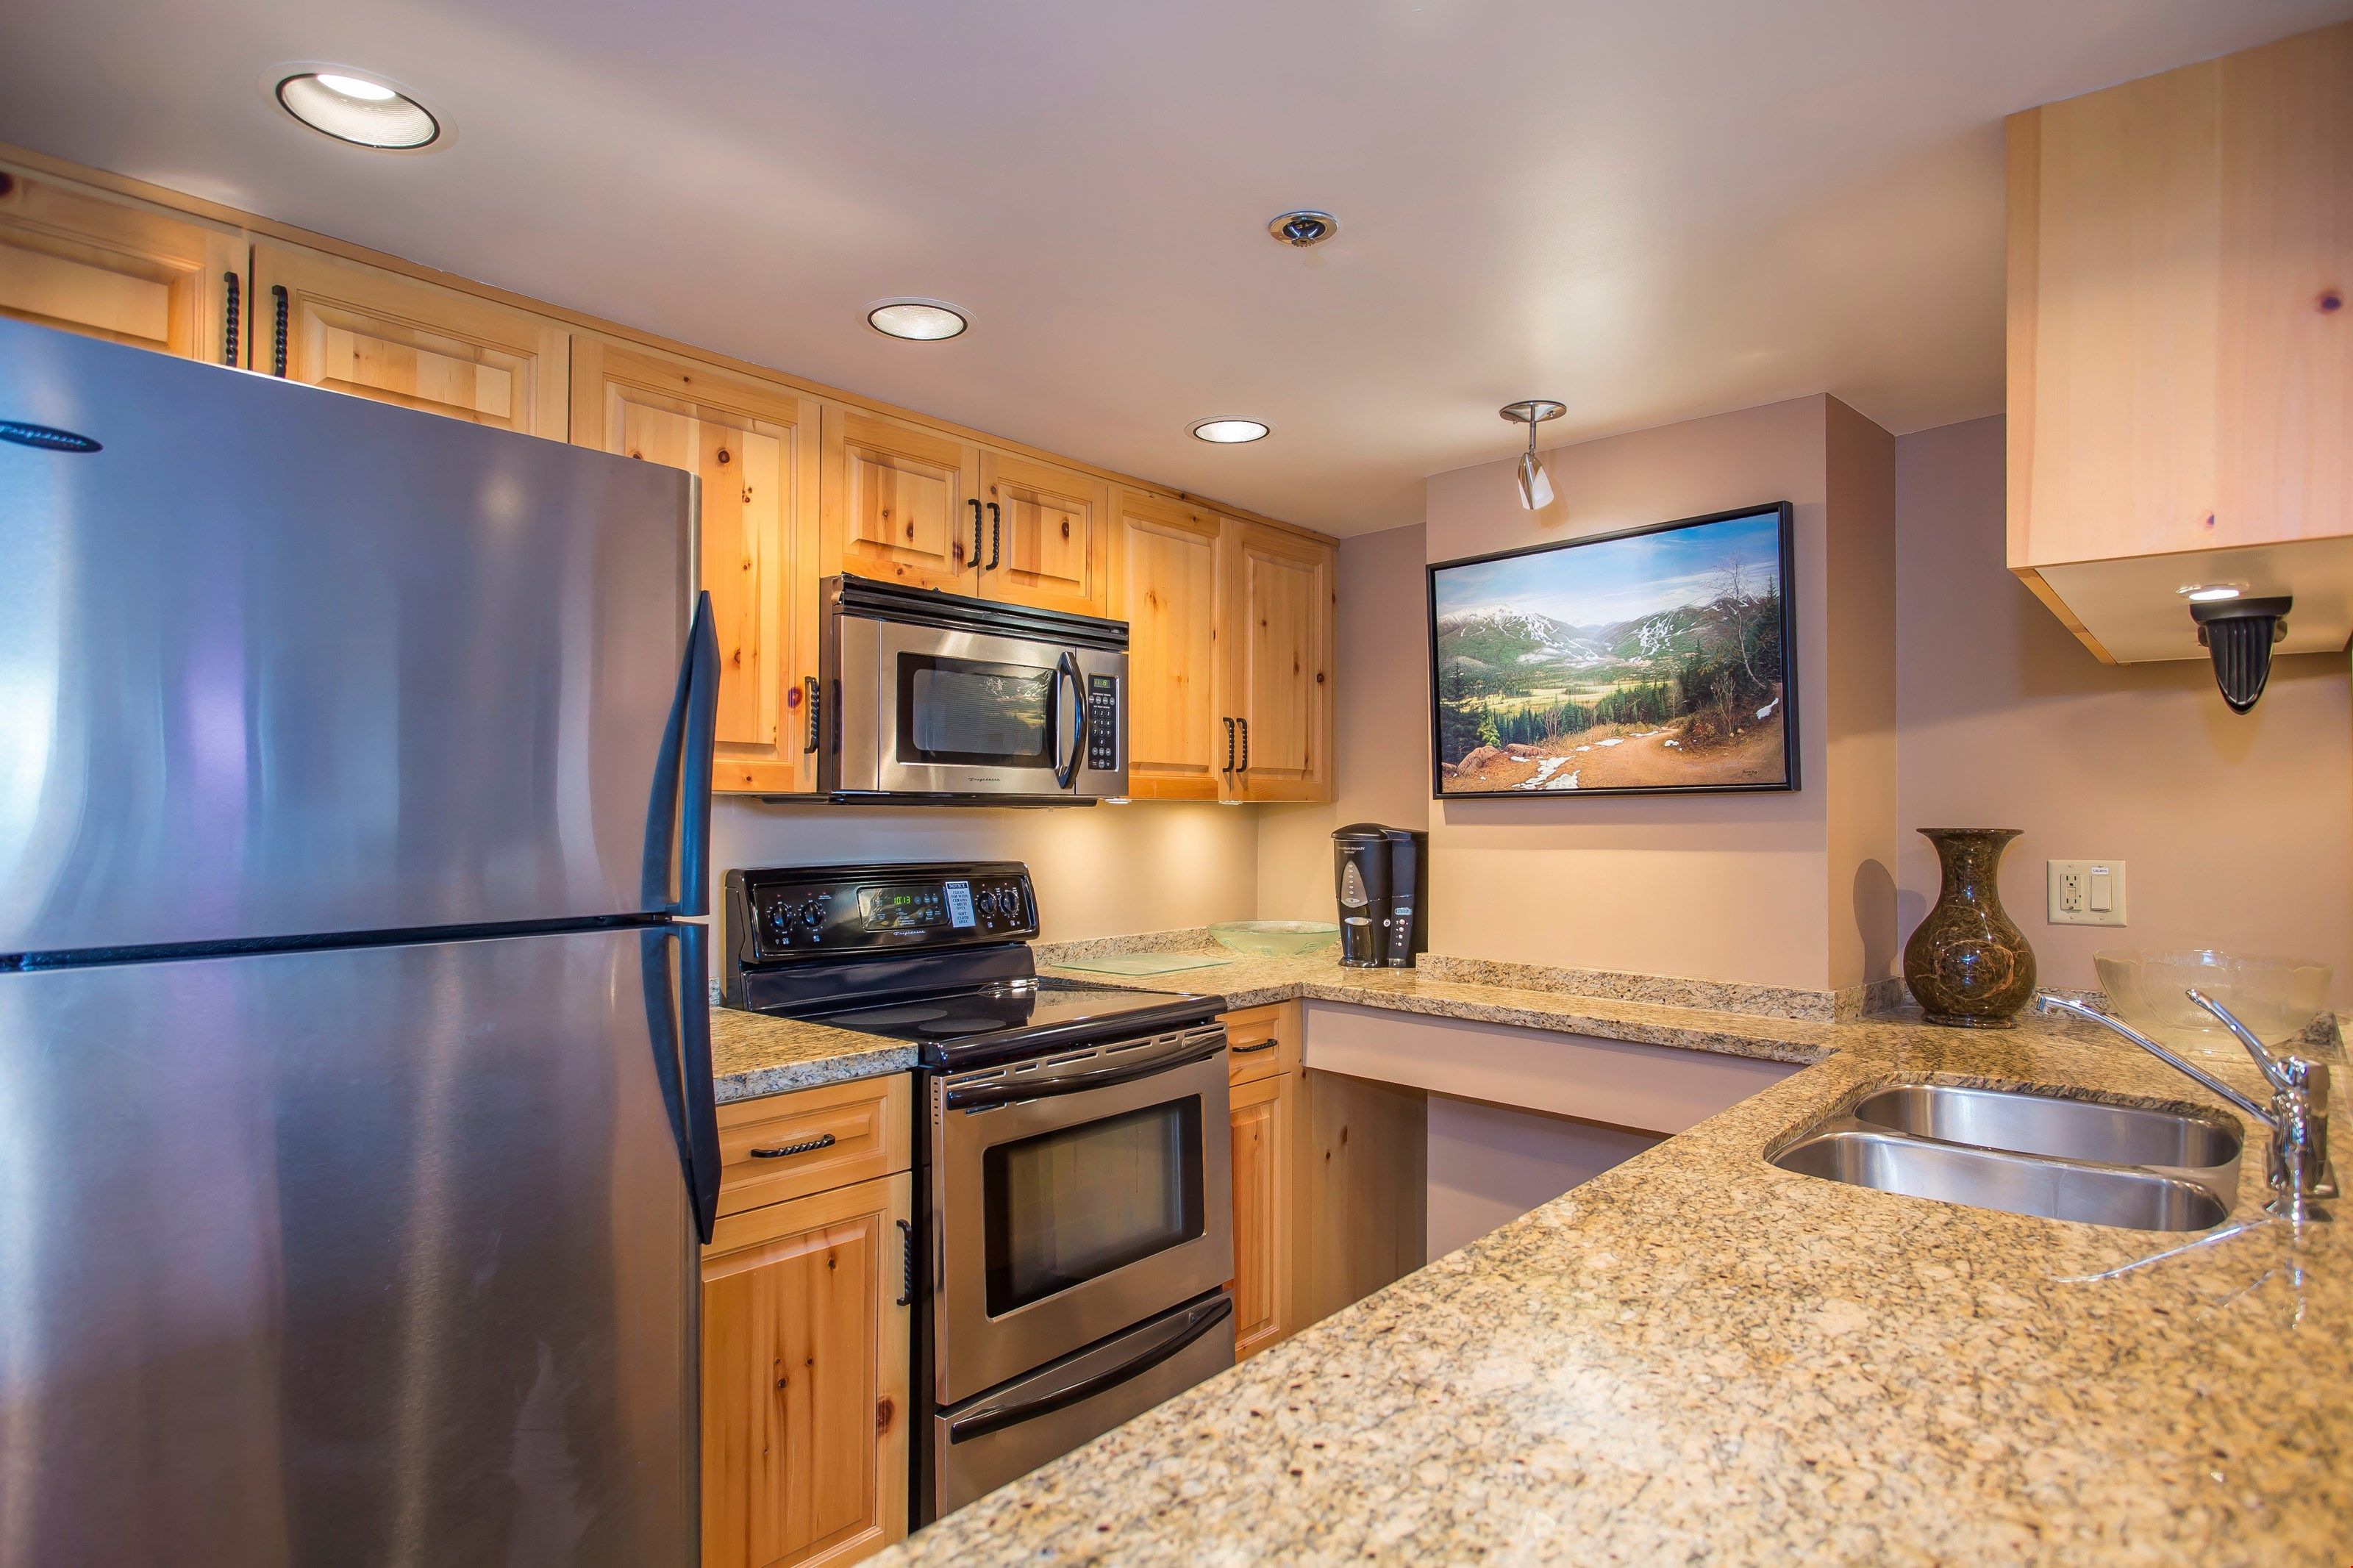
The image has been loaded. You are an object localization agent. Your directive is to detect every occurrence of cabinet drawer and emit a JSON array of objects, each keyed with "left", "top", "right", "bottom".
[
  {"left": 715, "top": 1073, "right": 910, "bottom": 1217},
  {"left": 1223, "top": 1003, "right": 1285, "bottom": 1087}
]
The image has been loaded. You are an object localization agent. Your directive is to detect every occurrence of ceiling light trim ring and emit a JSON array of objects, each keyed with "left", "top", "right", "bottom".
[
  {"left": 865, "top": 298, "right": 971, "bottom": 341},
  {"left": 262, "top": 62, "right": 449, "bottom": 153},
  {"left": 1190, "top": 418, "right": 1272, "bottom": 443}
]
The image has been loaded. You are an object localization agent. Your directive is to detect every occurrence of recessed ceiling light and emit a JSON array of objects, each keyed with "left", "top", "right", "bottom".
[
  {"left": 276, "top": 71, "right": 440, "bottom": 149},
  {"left": 1190, "top": 418, "right": 1270, "bottom": 444},
  {"left": 2180, "top": 584, "right": 2246, "bottom": 602},
  {"left": 866, "top": 300, "right": 968, "bottom": 341},
  {"left": 1268, "top": 210, "right": 1339, "bottom": 248}
]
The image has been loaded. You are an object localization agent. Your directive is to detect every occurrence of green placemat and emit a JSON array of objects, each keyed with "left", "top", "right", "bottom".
[{"left": 1050, "top": 951, "right": 1234, "bottom": 977}]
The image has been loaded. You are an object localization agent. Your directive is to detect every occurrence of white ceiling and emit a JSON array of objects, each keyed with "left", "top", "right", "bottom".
[{"left": 3, "top": 0, "right": 2346, "bottom": 535}]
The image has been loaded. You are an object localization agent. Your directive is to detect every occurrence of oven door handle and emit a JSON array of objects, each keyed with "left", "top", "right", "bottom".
[
  {"left": 1051, "top": 650, "right": 1083, "bottom": 790},
  {"left": 944, "top": 1034, "right": 1223, "bottom": 1110},
  {"left": 945, "top": 1292, "right": 1234, "bottom": 1445}
]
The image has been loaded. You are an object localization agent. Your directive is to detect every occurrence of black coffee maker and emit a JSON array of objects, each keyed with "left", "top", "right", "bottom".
[{"left": 1332, "top": 823, "right": 1429, "bottom": 968}]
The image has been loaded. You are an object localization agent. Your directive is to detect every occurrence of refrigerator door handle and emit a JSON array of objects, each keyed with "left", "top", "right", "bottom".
[
  {"left": 644, "top": 923, "right": 722, "bottom": 1245},
  {"left": 643, "top": 590, "right": 719, "bottom": 916},
  {"left": 676, "top": 920, "right": 721, "bottom": 1243}
]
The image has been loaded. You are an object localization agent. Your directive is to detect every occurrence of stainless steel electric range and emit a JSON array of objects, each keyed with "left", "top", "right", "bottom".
[{"left": 723, "top": 862, "right": 1237, "bottom": 1524}]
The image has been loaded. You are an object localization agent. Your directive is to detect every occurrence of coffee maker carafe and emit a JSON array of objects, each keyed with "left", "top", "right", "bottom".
[{"left": 1332, "top": 823, "right": 1429, "bottom": 967}]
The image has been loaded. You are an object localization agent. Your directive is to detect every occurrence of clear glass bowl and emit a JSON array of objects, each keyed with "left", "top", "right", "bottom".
[
  {"left": 1209, "top": 920, "right": 1339, "bottom": 958},
  {"left": 2093, "top": 948, "right": 2332, "bottom": 1049}
]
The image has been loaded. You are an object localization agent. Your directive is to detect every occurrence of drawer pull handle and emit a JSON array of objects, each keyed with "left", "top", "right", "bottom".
[
  {"left": 1230, "top": 1040, "right": 1276, "bottom": 1056},
  {"left": 749, "top": 1131, "right": 837, "bottom": 1160}
]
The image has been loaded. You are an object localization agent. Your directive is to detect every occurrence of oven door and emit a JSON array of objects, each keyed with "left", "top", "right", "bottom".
[
  {"left": 838, "top": 615, "right": 1118, "bottom": 799},
  {"left": 931, "top": 1024, "right": 1233, "bottom": 1405}
]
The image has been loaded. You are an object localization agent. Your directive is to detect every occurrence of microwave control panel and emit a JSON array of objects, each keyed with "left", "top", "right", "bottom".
[{"left": 1085, "top": 675, "right": 1119, "bottom": 771}]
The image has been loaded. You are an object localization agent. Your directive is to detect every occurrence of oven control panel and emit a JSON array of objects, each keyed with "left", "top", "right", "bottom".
[
  {"left": 725, "top": 861, "right": 1038, "bottom": 969},
  {"left": 1084, "top": 675, "right": 1120, "bottom": 773}
]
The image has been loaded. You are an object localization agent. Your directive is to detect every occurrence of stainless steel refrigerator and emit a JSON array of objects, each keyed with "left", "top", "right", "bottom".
[{"left": 0, "top": 318, "right": 721, "bottom": 1566}]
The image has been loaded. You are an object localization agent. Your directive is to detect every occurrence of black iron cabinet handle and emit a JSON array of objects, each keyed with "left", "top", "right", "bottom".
[
  {"left": 749, "top": 1131, "right": 836, "bottom": 1160},
  {"left": 1223, "top": 717, "right": 1235, "bottom": 773},
  {"left": 1238, "top": 717, "right": 1249, "bottom": 772},
  {"left": 802, "top": 676, "right": 821, "bottom": 754},
  {"left": 221, "top": 271, "right": 240, "bottom": 367},
  {"left": 270, "top": 284, "right": 289, "bottom": 377},
  {"left": 986, "top": 501, "right": 1001, "bottom": 570},
  {"left": 968, "top": 498, "right": 982, "bottom": 569},
  {"left": 896, "top": 1218, "right": 914, "bottom": 1307}
]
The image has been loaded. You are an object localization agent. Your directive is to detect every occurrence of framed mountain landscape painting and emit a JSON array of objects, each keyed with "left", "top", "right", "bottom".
[{"left": 1427, "top": 502, "right": 1798, "bottom": 798}]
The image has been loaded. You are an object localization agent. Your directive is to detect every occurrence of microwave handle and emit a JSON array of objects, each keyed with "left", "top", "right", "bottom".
[{"left": 1052, "top": 650, "right": 1083, "bottom": 789}]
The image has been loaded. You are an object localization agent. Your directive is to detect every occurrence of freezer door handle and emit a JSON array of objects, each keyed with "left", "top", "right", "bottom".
[
  {"left": 678, "top": 591, "right": 718, "bottom": 917},
  {"left": 643, "top": 590, "right": 719, "bottom": 916}
]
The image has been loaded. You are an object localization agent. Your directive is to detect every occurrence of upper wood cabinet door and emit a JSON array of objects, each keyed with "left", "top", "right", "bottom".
[
  {"left": 251, "top": 242, "right": 570, "bottom": 434},
  {"left": 0, "top": 166, "right": 243, "bottom": 363},
  {"left": 976, "top": 448, "right": 1110, "bottom": 615},
  {"left": 2008, "top": 20, "right": 2352, "bottom": 573},
  {"left": 702, "top": 1170, "right": 912, "bottom": 1568},
  {"left": 1224, "top": 520, "right": 1335, "bottom": 803},
  {"left": 1110, "top": 490, "right": 1226, "bottom": 801},
  {"left": 822, "top": 405, "right": 980, "bottom": 595},
  {"left": 572, "top": 337, "right": 821, "bottom": 795}
]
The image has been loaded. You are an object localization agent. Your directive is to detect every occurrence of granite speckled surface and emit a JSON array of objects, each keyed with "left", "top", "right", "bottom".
[
  {"left": 707, "top": 1006, "right": 915, "bottom": 1103},
  {"left": 874, "top": 956, "right": 2352, "bottom": 1566}
]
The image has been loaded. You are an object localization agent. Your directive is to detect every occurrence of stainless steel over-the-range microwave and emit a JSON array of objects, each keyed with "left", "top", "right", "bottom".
[{"left": 817, "top": 576, "right": 1129, "bottom": 804}]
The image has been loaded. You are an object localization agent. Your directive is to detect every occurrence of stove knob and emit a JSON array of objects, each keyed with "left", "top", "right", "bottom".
[
  {"left": 801, "top": 900, "right": 825, "bottom": 928},
  {"left": 765, "top": 901, "right": 793, "bottom": 938},
  {"left": 976, "top": 889, "right": 999, "bottom": 919}
]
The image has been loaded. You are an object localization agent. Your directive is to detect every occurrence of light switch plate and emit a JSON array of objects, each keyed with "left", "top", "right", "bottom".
[{"left": 2048, "top": 859, "right": 2127, "bottom": 926}]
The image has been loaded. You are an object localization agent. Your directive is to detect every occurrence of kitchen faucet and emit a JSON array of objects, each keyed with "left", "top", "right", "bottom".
[{"left": 2035, "top": 990, "right": 2336, "bottom": 1220}]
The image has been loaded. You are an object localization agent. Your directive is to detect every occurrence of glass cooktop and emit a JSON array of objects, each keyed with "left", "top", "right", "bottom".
[{"left": 803, "top": 979, "right": 1211, "bottom": 1051}]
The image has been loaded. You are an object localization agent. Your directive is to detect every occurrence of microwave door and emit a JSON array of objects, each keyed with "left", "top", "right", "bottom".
[{"left": 872, "top": 621, "right": 1074, "bottom": 798}]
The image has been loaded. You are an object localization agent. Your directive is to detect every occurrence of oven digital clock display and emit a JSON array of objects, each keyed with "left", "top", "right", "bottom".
[{"left": 858, "top": 884, "right": 949, "bottom": 931}]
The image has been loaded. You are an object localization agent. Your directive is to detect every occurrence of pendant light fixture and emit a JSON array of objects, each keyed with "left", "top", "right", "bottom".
[{"left": 1500, "top": 400, "right": 1565, "bottom": 510}]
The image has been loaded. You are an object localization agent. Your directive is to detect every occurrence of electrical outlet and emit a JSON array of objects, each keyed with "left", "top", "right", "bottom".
[{"left": 2048, "top": 859, "right": 2127, "bottom": 926}]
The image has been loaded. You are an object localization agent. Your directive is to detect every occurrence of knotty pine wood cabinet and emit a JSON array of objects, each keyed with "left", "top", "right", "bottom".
[
  {"left": 251, "top": 241, "right": 571, "bottom": 434},
  {"left": 0, "top": 163, "right": 243, "bottom": 365},
  {"left": 1222, "top": 1003, "right": 1302, "bottom": 1360},
  {"left": 1110, "top": 489, "right": 1228, "bottom": 800},
  {"left": 2006, "top": 20, "right": 2353, "bottom": 664},
  {"left": 703, "top": 1076, "right": 913, "bottom": 1568},
  {"left": 977, "top": 448, "right": 1110, "bottom": 615},
  {"left": 1113, "top": 497, "right": 1337, "bottom": 803},
  {"left": 1223, "top": 520, "right": 1335, "bottom": 802},
  {"left": 823, "top": 405, "right": 982, "bottom": 596},
  {"left": 572, "top": 336, "right": 823, "bottom": 794}
]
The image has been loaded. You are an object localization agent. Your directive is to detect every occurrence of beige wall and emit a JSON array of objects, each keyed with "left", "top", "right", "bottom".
[
  {"left": 1418, "top": 395, "right": 1896, "bottom": 992},
  {"left": 1894, "top": 416, "right": 2353, "bottom": 1003},
  {"left": 1824, "top": 400, "right": 1901, "bottom": 987},
  {"left": 1257, "top": 522, "right": 1432, "bottom": 922},
  {"left": 710, "top": 798, "right": 1258, "bottom": 946}
]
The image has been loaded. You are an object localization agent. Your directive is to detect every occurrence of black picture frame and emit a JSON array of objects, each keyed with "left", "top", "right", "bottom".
[{"left": 1425, "top": 501, "right": 1799, "bottom": 800}]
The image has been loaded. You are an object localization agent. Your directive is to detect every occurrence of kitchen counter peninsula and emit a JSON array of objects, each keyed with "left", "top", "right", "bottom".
[{"left": 866, "top": 943, "right": 2352, "bottom": 1566}]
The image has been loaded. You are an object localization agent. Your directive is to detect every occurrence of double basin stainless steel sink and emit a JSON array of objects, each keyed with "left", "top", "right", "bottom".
[{"left": 1770, "top": 1082, "right": 2243, "bottom": 1231}]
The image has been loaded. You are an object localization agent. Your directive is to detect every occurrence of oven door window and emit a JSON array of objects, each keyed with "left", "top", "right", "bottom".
[
  {"left": 981, "top": 1097, "right": 1205, "bottom": 1316},
  {"left": 897, "top": 654, "right": 1056, "bottom": 767}
]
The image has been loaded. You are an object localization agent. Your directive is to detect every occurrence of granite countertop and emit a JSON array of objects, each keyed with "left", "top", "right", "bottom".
[
  {"left": 868, "top": 942, "right": 2352, "bottom": 1565},
  {"left": 707, "top": 1006, "right": 916, "bottom": 1103}
]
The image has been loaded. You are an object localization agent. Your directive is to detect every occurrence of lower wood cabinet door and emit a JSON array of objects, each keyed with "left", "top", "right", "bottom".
[
  {"left": 1227, "top": 1071, "right": 1292, "bottom": 1360},
  {"left": 702, "top": 1170, "right": 912, "bottom": 1568}
]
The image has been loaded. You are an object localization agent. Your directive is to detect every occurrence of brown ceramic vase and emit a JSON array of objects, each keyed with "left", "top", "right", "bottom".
[{"left": 1904, "top": 828, "right": 2037, "bottom": 1028}]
